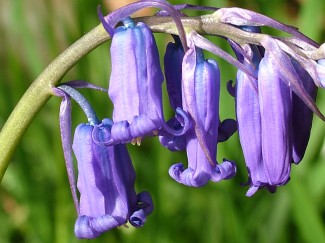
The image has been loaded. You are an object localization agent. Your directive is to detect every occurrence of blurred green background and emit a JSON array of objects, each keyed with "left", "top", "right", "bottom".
[{"left": 1, "top": 0, "right": 325, "bottom": 242}]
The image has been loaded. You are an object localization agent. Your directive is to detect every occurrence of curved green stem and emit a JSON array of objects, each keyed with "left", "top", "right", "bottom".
[{"left": 0, "top": 24, "right": 109, "bottom": 181}]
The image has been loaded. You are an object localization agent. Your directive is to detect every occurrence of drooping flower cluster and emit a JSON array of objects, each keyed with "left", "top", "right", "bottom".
[
  {"left": 54, "top": 0, "right": 325, "bottom": 239},
  {"left": 230, "top": 27, "right": 320, "bottom": 196}
]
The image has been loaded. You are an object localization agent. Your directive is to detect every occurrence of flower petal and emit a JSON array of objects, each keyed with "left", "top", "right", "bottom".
[
  {"left": 169, "top": 43, "right": 236, "bottom": 187},
  {"left": 164, "top": 36, "right": 184, "bottom": 110},
  {"left": 258, "top": 56, "right": 292, "bottom": 187},
  {"left": 108, "top": 22, "right": 164, "bottom": 140},
  {"left": 291, "top": 60, "right": 317, "bottom": 163},
  {"left": 72, "top": 122, "right": 153, "bottom": 238}
]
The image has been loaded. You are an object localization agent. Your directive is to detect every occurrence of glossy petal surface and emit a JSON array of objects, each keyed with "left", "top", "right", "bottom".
[
  {"left": 236, "top": 43, "right": 292, "bottom": 196},
  {"left": 258, "top": 55, "right": 292, "bottom": 188},
  {"left": 73, "top": 122, "right": 153, "bottom": 239},
  {"left": 236, "top": 65, "right": 266, "bottom": 196},
  {"left": 169, "top": 42, "right": 236, "bottom": 187},
  {"left": 164, "top": 37, "right": 184, "bottom": 110},
  {"left": 109, "top": 22, "right": 164, "bottom": 140}
]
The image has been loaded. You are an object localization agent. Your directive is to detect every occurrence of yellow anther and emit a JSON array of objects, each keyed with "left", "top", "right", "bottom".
[
  {"left": 136, "top": 137, "right": 142, "bottom": 146},
  {"left": 131, "top": 138, "right": 137, "bottom": 145}
]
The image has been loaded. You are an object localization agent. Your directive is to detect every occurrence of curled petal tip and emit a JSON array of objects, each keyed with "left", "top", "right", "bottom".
[
  {"left": 169, "top": 163, "right": 209, "bottom": 187},
  {"left": 161, "top": 108, "right": 191, "bottom": 136},
  {"left": 246, "top": 186, "right": 259, "bottom": 197},
  {"left": 158, "top": 110, "right": 190, "bottom": 151},
  {"left": 129, "top": 210, "right": 146, "bottom": 228},
  {"left": 218, "top": 119, "right": 238, "bottom": 142},
  {"left": 74, "top": 215, "right": 123, "bottom": 239},
  {"left": 74, "top": 216, "right": 98, "bottom": 239},
  {"left": 226, "top": 80, "right": 236, "bottom": 97},
  {"left": 217, "top": 159, "right": 237, "bottom": 180},
  {"left": 169, "top": 163, "right": 185, "bottom": 184},
  {"left": 169, "top": 160, "right": 236, "bottom": 187},
  {"left": 130, "top": 191, "right": 154, "bottom": 228},
  {"left": 136, "top": 191, "right": 154, "bottom": 215}
]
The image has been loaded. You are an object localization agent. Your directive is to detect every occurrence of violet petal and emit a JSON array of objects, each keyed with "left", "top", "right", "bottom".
[
  {"left": 258, "top": 55, "right": 292, "bottom": 187},
  {"left": 169, "top": 41, "right": 236, "bottom": 187},
  {"left": 291, "top": 60, "right": 317, "bottom": 163},
  {"left": 73, "top": 123, "right": 153, "bottom": 239},
  {"left": 108, "top": 22, "right": 164, "bottom": 140}
]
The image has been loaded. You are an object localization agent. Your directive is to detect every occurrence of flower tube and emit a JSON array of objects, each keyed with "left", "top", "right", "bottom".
[
  {"left": 108, "top": 20, "right": 189, "bottom": 144},
  {"left": 73, "top": 121, "right": 153, "bottom": 239},
  {"left": 169, "top": 40, "right": 236, "bottom": 187}
]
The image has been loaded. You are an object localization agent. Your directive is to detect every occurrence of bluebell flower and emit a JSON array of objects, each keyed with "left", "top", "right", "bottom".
[
  {"left": 257, "top": 47, "right": 292, "bottom": 193},
  {"left": 55, "top": 85, "right": 153, "bottom": 239},
  {"left": 291, "top": 59, "right": 317, "bottom": 164},
  {"left": 160, "top": 35, "right": 237, "bottom": 152},
  {"left": 164, "top": 35, "right": 184, "bottom": 111},
  {"left": 230, "top": 22, "right": 323, "bottom": 195},
  {"left": 167, "top": 38, "right": 236, "bottom": 187},
  {"left": 73, "top": 120, "right": 153, "bottom": 239},
  {"left": 234, "top": 45, "right": 273, "bottom": 196},
  {"left": 258, "top": 37, "right": 322, "bottom": 167},
  {"left": 158, "top": 36, "right": 187, "bottom": 151},
  {"left": 107, "top": 19, "right": 189, "bottom": 145},
  {"left": 236, "top": 37, "right": 293, "bottom": 195},
  {"left": 108, "top": 20, "right": 164, "bottom": 142},
  {"left": 235, "top": 38, "right": 317, "bottom": 196}
]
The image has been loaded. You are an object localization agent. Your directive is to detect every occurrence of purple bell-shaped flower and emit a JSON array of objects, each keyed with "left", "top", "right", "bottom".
[
  {"left": 257, "top": 50, "right": 292, "bottom": 193},
  {"left": 235, "top": 41, "right": 292, "bottom": 196},
  {"left": 73, "top": 120, "right": 153, "bottom": 239},
  {"left": 108, "top": 19, "right": 189, "bottom": 144},
  {"left": 168, "top": 39, "right": 236, "bottom": 187},
  {"left": 231, "top": 23, "right": 320, "bottom": 195},
  {"left": 235, "top": 45, "right": 269, "bottom": 196},
  {"left": 55, "top": 85, "right": 153, "bottom": 239},
  {"left": 158, "top": 35, "right": 187, "bottom": 151},
  {"left": 108, "top": 20, "right": 164, "bottom": 142},
  {"left": 160, "top": 35, "right": 237, "bottom": 152}
]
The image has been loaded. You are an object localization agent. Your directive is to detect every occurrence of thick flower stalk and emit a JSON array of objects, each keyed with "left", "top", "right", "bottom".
[{"left": 55, "top": 85, "right": 153, "bottom": 239}]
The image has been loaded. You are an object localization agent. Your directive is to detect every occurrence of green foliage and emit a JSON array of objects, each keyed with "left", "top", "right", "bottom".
[{"left": 0, "top": 0, "right": 324, "bottom": 242}]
